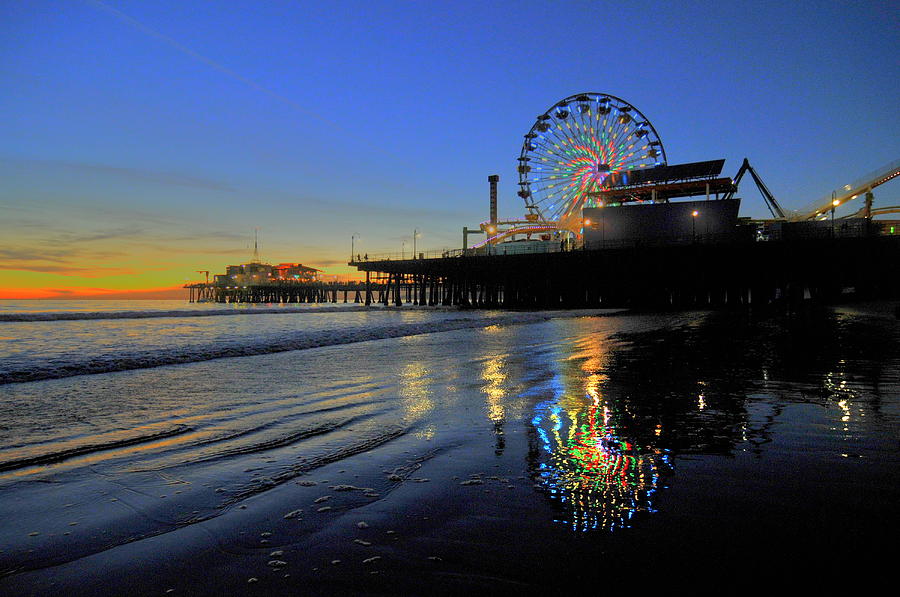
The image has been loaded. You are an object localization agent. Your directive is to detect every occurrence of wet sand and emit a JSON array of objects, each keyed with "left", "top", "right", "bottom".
[{"left": 2, "top": 307, "right": 898, "bottom": 594}]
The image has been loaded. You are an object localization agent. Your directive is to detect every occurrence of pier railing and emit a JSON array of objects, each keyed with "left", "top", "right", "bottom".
[
  {"left": 350, "top": 248, "right": 464, "bottom": 264},
  {"left": 351, "top": 235, "right": 739, "bottom": 262},
  {"left": 351, "top": 220, "right": 897, "bottom": 264}
]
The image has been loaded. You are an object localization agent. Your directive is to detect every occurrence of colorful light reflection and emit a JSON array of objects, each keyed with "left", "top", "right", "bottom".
[{"left": 531, "top": 394, "right": 670, "bottom": 532}]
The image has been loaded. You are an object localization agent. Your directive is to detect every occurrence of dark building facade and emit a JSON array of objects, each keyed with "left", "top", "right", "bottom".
[{"left": 582, "top": 199, "right": 741, "bottom": 245}]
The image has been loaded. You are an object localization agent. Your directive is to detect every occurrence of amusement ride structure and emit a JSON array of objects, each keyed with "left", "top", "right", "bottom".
[
  {"left": 470, "top": 92, "right": 899, "bottom": 249},
  {"left": 518, "top": 93, "right": 666, "bottom": 230},
  {"left": 337, "top": 90, "right": 900, "bottom": 311},
  {"left": 474, "top": 92, "right": 670, "bottom": 246}
]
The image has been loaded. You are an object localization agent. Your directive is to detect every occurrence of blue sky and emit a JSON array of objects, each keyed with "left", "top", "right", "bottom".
[{"left": 1, "top": 0, "right": 897, "bottom": 294}]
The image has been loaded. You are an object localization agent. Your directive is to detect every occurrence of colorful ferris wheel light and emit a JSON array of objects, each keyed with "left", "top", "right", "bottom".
[{"left": 518, "top": 93, "right": 667, "bottom": 229}]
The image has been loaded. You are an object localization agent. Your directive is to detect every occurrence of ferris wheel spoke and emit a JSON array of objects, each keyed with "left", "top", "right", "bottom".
[
  {"left": 549, "top": 118, "right": 587, "bottom": 147},
  {"left": 605, "top": 115, "right": 630, "bottom": 147},
  {"left": 528, "top": 178, "right": 567, "bottom": 191},
  {"left": 539, "top": 125, "right": 576, "bottom": 154},
  {"left": 528, "top": 180, "right": 570, "bottom": 192},
  {"left": 532, "top": 181, "right": 570, "bottom": 200},
  {"left": 572, "top": 111, "right": 596, "bottom": 140},
  {"left": 534, "top": 175, "right": 587, "bottom": 195},
  {"left": 608, "top": 104, "right": 635, "bottom": 136},
  {"left": 618, "top": 150, "right": 648, "bottom": 165},
  {"left": 529, "top": 140, "right": 567, "bottom": 166},
  {"left": 533, "top": 195, "right": 563, "bottom": 211},
  {"left": 530, "top": 137, "right": 569, "bottom": 160},
  {"left": 529, "top": 182, "right": 571, "bottom": 199},
  {"left": 529, "top": 168, "right": 580, "bottom": 179},
  {"left": 543, "top": 126, "right": 597, "bottom": 166}
]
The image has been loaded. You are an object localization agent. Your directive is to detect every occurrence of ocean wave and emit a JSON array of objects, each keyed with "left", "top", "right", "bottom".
[
  {"left": 0, "top": 313, "right": 556, "bottom": 385},
  {"left": 135, "top": 413, "right": 371, "bottom": 471},
  {"left": 221, "top": 425, "right": 409, "bottom": 506},
  {"left": 0, "top": 425, "right": 192, "bottom": 472},
  {"left": 0, "top": 304, "right": 373, "bottom": 322}
]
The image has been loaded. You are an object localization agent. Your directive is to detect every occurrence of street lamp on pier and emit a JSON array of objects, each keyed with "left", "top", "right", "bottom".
[
  {"left": 832, "top": 194, "right": 840, "bottom": 237},
  {"left": 692, "top": 210, "right": 699, "bottom": 242}
]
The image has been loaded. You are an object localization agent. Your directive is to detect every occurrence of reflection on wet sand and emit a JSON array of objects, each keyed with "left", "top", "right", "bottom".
[
  {"left": 526, "top": 308, "right": 899, "bottom": 533},
  {"left": 480, "top": 353, "right": 510, "bottom": 455},
  {"left": 532, "top": 394, "right": 671, "bottom": 532},
  {"left": 399, "top": 362, "right": 436, "bottom": 440},
  {"left": 529, "top": 330, "right": 671, "bottom": 531}
]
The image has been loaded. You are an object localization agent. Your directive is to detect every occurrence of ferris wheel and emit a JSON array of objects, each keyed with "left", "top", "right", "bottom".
[{"left": 517, "top": 93, "right": 667, "bottom": 229}]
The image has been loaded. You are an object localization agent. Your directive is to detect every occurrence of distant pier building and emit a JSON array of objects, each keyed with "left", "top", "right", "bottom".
[
  {"left": 188, "top": 244, "right": 339, "bottom": 302},
  {"left": 214, "top": 262, "right": 321, "bottom": 287}
]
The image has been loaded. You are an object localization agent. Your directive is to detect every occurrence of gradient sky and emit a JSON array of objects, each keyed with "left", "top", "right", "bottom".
[{"left": 1, "top": 0, "right": 898, "bottom": 298}]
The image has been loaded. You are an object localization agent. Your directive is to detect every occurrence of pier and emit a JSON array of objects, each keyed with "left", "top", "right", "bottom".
[
  {"left": 185, "top": 95, "right": 899, "bottom": 312},
  {"left": 350, "top": 228, "right": 900, "bottom": 309},
  {"left": 186, "top": 226, "right": 900, "bottom": 309},
  {"left": 185, "top": 281, "right": 386, "bottom": 304}
]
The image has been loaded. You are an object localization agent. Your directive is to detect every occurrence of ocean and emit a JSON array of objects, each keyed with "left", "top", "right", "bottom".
[{"left": 0, "top": 300, "right": 897, "bottom": 594}]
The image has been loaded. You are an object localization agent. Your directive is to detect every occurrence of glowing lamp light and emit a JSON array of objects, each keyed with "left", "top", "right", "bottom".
[
  {"left": 692, "top": 210, "right": 699, "bottom": 217},
  {"left": 832, "top": 199, "right": 840, "bottom": 207},
  {"left": 583, "top": 218, "right": 591, "bottom": 226}
]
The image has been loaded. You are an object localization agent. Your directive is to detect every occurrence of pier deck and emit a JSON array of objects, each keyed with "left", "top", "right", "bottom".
[
  {"left": 184, "top": 281, "right": 384, "bottom": 304},
  {"left": 350, "top": 233, "right": 900, "bottom": 309}
]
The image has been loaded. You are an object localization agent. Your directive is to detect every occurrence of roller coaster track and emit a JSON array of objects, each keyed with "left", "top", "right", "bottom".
[
  {"left": 840, "top": 206, "right": 900, "bottom": 219},
  {"left": 788, "top": 159, "right": 900, "bottom": 221}
]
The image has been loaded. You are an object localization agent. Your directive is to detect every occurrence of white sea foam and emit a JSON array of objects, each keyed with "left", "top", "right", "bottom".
[
  {"left": 1, "top": 311, "right": 594, "bottom": 384},
  {"left": 0, "top": 304, "right": 374, "bottom": 322}
]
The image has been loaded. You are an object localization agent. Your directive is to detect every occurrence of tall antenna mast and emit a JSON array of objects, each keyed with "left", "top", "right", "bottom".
[{"left": 252, "top": 228, "right": 260, "bottom": 263}]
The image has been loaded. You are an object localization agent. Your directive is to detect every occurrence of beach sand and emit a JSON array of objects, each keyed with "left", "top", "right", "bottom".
[{"left": 1, "top": 307, "right": 897, "bottom": 595}]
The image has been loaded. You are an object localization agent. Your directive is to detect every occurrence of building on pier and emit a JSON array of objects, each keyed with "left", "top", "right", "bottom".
[
  {"left": 272, "top": 263, "right": 321, "bottom": 282},
  {"left": 582, "top": 198, "right": 742, "bottom": 246},
  {"left": 212, "top": 261, "right": 321, "bottom": 287}
]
